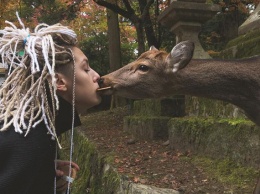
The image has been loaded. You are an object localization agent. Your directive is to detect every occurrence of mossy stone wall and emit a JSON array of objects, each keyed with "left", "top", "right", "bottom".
[
  {"left": 123, "top": 116, "right": 171, "bottom": 140},
  {"left": 59, "top": 128, "right": 120, "bottom": 194},
  {"left": 133, "top": 95, "right": 245, "bottom": 121},
  {"left": 60, "top": 127, "right": 180, "bottom": 194},
  {"left": 124, "top": 97, "right": 184, "bottom": 141},
  {"left": 168, "top": 117, "right": 260, "bottom": 167},
  {"left": 185, "top": 96, "right": 246, "bottom": 119},
  {"left": 133, "top": 96, "right": 185, "bottom": 117},
  {"left": 220, "top": 28, "right": 260, "bottom": 59}
]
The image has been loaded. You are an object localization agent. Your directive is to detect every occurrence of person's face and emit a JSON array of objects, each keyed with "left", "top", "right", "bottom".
[{"left": 57, "top": 47, "right": 101, "bottom": 113}]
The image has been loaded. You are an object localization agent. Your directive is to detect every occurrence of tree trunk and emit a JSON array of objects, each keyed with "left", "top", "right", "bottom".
[
  {"left": 107, "top": 2, "right": 121, "bottom": 71},
  {"left": 133, "top": 19, "right": 146, "bottom": 55},
  {"left": 138, "top": 0, "right": 159, "bottom": 48},
  {"left": 107, "top": 1, "right": 126, "bottom": 108}
]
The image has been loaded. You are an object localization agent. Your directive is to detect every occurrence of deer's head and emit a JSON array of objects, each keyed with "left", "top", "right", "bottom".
[{"left": 98, "top": 41, "right": 194, "bottom": 99}]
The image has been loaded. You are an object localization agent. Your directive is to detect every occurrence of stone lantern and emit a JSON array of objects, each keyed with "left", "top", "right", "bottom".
[{"left": 158, "top": 0, "right": 220, "bottom": 59}]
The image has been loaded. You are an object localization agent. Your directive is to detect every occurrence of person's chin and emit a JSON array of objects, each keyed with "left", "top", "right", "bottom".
[
  {"left": 89, "top": 98, "right": 101, "bottom": 109},
  {"left": 93, "top": 93, "right": 102, "bottom": 105}
]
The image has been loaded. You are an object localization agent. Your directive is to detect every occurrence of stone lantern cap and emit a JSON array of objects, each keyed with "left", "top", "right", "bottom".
[{"left": 158, "top": 1, "right": 220, "bottom": 29}]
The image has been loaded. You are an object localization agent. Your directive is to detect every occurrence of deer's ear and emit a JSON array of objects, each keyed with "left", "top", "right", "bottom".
[
  {"left": 149, "top": 46, "right": 158, "bottom": 51},
  {"left": 165, "top": 41, "right": 194, "bottom": 73}
]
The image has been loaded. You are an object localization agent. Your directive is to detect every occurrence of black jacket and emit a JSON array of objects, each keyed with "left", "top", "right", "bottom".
[{"left": 0, "top": 97, "right": 81, "bottom": 194}]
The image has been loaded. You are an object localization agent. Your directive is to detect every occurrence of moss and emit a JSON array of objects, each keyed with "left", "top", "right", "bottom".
[
  {"left": 220, "top": 29, "right": 260, "bottom": 59},
  {"left": 133, "top": 99, "right": 161, "bottom": 116},
  {"left": 191, "top": 156, "right": 259, "bottom": 191},
  {"left": 168, "top": 117, "right": 216, "bottom": 149},
  {"left": 226, "top": 29, "right": 260, "bottom": 48},
  {"left": 168, "top": 117, "right": 215, "bottom": 133},
  {"left": 218, "top": 118, "right": 253, "bottom": 126},
  {"left": 59, "top": 129, "right": 120, "bottom": 194},
  {"left": 124, "top": 116, "right": 171, "bottom": 140},
  {"left": 133, "top": 97, "right": 185, "bottom": 117},
  {"left": 124, "top": 115, "right": 171, "bottom": 121},
  {"left": 185, "top": 96, "right": 246, "bottom": 119},
  {"left": 235, "top": 37, "right": 260, "bottom": 58},
  {"left": 168, "top": 117, "right": 260, "bottom": 167}
]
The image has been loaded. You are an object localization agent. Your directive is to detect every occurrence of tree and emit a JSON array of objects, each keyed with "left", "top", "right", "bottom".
[
  {"left": 79, "top": 33, "right": 110, "bottom": 75},
  {"left": 200, "top": 0, "right": 259, "bottom": 52},
  {"left": 0, "top": 0, "right": 25, "bottom": 28},
  {"left": 0, "top": 0, "right": 85, "bottom": 26},
  {"left": 107, "top": 0, "right": 121, "bottom": 71},
  {"left": 92, "top": 0, "right": 169, "bottom": 54},
  {"left": 69, "top": 0, "right": 137, "bottom": 72}
]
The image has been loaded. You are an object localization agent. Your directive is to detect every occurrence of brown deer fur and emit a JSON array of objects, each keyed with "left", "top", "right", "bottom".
[{"left": 99, "top": 41, "right": 260, "bottom": 126}]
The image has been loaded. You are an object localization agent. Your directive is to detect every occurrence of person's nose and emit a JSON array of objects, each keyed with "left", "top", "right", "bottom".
[{"left": 92, "top": 69, "right": 100, "bottom": 83}]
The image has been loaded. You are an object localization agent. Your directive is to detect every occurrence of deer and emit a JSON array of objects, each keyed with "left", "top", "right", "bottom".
[{"left": 98, "top": 40, "right": 260, "bottom": 193}]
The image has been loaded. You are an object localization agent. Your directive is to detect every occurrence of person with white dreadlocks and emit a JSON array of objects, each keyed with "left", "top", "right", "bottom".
[{"left": 0, "top": 15, "right": 102, "bottom": 194}]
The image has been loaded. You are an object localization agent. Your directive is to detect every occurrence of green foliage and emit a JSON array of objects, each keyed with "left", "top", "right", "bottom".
[
  {"left": 22, "top": 0, "right": 83, "bottom": 24},
  {"left": 159, "top": 26, "right": 176, "bottom": 52},
  {"left": 79, "top": 33, "right": 109, "bottom": 76},
  {"left": 36, "top": 2, "right": 67, "bottom": 24},
  {"left": 18, "top": 5, "right": 34, "bottom": 21},
  {"left": 200, "top": 0, "right": 257, "bottom": 52},
  {"left": 200, "top": 12, "right": 247, "bottom": 52},
  {"left": 79, "top": 33, "right": 137, "bottom": 75},
  {"left": 200, "top": 14, "right": 229, "bottom": 52},
  {"left": 120, "top": 41, "right": 138, "bottom": 65}
]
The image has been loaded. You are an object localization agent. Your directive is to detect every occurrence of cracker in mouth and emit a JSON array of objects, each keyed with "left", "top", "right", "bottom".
[{"left": 97, "top": 86, "right": 112, "bottom": 91}]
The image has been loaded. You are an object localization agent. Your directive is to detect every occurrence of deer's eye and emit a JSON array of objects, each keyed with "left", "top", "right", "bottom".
[{"left": 138, "top": 65, "right": 149, "bottom": 72}]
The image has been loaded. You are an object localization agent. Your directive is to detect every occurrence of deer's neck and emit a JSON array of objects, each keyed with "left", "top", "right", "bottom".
[{"left": 170, "top": 57, "right": 260, "bottom": 125}]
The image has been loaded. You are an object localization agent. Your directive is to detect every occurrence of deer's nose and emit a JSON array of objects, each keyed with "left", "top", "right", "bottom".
[{"left": 98, "top": 78, "right": 104, "bottom": 86}]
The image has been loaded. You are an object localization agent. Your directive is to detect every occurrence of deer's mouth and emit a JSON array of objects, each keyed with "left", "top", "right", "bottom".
[{"left": 97, "top": 86, "right": 114, "bottom": 95}]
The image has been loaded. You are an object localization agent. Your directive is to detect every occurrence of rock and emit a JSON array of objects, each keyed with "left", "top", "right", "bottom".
[
  {"left": 239, "top": 4, "right": 260, "bottom": 35},
  {"left": 117, "top": 179, "right": 181, "bottom": 194},
  {"left": 127, "top": 138, "right": 136, "bottom": 145},
  {"left": 162, "top": 140, "right": 170, "bottom": 146}
]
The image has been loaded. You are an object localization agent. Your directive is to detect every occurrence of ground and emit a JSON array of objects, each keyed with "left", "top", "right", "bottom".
[{"left": 80, "top": 106, "right": 258, "bottom": 194}]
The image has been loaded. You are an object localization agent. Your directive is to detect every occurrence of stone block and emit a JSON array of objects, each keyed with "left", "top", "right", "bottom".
[
  {"left": 185, "top": 96, "right": 246, "bottom": 119},
  {"left": 168, "top": 117, "right": 260, "bottom": 167},
  {"left": 123, "top": 116, "right": 171, "bottom": 140},
  {"left": 220, "top": 28, "right": 260, "bottom": 59},
  {"left": 133, "top": 96, "right": 185, "bottom": 117}
]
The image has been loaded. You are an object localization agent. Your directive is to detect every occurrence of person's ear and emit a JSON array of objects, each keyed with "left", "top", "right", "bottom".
[{"left": 55, "top": 73, "right": 68, "bottom": 92}]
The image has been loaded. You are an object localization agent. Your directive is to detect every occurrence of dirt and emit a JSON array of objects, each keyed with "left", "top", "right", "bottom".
[{"left": 81, "top": 106, "right": 257, "bottom": 194}]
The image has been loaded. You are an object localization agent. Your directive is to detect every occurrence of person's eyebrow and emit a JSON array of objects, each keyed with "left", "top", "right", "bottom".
[
  {"left": 81, "top": 58, "right": 89, "bottom": 67},
  {"left": 81, "top": 58, "right": 90, "bottom": 69}
]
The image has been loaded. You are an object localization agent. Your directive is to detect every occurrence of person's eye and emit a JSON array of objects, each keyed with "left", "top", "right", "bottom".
[{"left": 85, "top": 69, "right": 90, "bottom": 73}]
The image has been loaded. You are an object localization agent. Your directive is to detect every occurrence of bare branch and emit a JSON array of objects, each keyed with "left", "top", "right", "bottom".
[
  {"left": 140, "top": 0, "right": 154, "bottom": 21},
  {"left": 93, "top": 0, "right": 131, "bottom": 18},
  {"left": 122, "top": 0, "right": 135, "bottom": 14}
]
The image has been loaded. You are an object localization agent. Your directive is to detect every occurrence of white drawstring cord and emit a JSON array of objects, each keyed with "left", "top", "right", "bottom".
[{"left": 66, "top": 48, "right": 76, "bottom": 194}]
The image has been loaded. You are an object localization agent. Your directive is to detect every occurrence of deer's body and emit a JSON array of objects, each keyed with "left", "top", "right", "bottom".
[
  {"left": 98, "top": 41, "right": 260, "bottom": 193},
  {"left": 171, "top": 57, "right": 260, "bottom": 125},
  {"left": 99, "top": 41, "right": 260, "bottom": 125}
]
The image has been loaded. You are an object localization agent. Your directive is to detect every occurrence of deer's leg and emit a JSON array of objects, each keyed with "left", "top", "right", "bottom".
[{"left": 253, "top": 177, "right": 260, "bottom": 194}]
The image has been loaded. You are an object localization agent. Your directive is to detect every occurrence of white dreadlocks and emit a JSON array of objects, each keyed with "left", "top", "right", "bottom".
[{"left": 0, "top": 13, "right": 77, "bottom": 144}]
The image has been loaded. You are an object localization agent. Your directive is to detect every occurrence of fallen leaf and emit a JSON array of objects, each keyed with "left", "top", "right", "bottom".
[{"left": 133, "top": 176, "right": 140, "bottom": 183}]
